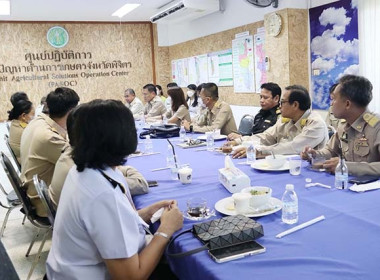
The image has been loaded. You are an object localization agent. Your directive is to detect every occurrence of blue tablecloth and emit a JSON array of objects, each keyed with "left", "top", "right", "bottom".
[{"left": 131, "top": 137, "right": 380, "bottom": 280}]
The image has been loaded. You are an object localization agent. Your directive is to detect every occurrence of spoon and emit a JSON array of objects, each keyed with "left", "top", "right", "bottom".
[{"left": 270, "top": 151, "right": 276, "bottom": 159}]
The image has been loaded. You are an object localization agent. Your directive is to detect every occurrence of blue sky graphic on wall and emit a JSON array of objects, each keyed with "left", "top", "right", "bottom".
[{"left": 309, "top": 0, "right": 358, "bottom": 110}]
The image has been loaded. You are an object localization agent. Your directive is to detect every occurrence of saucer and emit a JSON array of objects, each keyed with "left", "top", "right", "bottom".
[
  {"left": 183, "top": 208, "right": 216, "bottom": 221},
  {"left": 214, "top": 197, "right": 282, "bottom": 218},
  {"left": 251, "top": 159, "right": 290, "bottom": 171}
]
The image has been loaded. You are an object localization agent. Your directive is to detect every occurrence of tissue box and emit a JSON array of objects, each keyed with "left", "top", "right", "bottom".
[{"left": 218, "top": 167, "right": 251, "bottom": 193}]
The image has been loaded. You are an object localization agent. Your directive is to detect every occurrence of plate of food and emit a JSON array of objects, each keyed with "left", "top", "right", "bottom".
[{"left": 214, "top": 196, "right": 282, "bottom": 218}]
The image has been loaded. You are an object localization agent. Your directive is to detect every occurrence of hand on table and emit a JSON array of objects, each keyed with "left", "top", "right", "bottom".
[
  {"left": 227, "top": 132, "right": 241, "bottom": 140},
  {"left": 301, "top": 146, "right": 316, "bottom": 162},
  {"left": 231, "top": 146, "right": 247, "bottom": 158},
  {"left": 182, "top": 120, "right": 191, "bottom": 131},
  {"left": 323, "top": 157, "right": 339, "bottom": 173}
]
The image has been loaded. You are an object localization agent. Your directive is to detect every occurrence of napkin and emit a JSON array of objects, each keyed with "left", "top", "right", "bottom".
[
  {"left": 151, "top": 207, "right": 164, "bottom": 223},
  {"left": 349, "top": 180, "right": 380, "bottom": 192}
]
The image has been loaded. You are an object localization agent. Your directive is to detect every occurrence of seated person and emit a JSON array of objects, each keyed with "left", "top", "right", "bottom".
[
  {"left": 49, "top": 105, "right": 149, "bottom": 209},
  {"left": 35, "top": 95, "right": 48, "bottom": 116},
  {"left": 8, "top": 99, "right": 35, "bottom": 163},
  {"left": 164, "top": 87, "right": 191, "bottom": 126},
  {"left": 20, "top": 87, "right": 80, "bottom": 217},
  {"left": 182, "top": 82, "right": 237, "bottom": 136},
  {"left": 302, "top": 75, "right": 380, "bottom": 176},
  {"left": 164, "top": 82, "right": 178, "bottom": 111},
  {"left": 231, "top": 85, "right": 328, "bottom": 158},
  {"left": 228, "top": 82, "right": 281, "bottom": 140},
  {"left": 156, "top": 85, "right": 167, "bottom": 102},
  {"left": 186, "top": 84, "right": 199, "bottom": 119},
  {"left": 143, "top": 83, "right": 167, "bottom": 121},
  {"left": 124, "top": 88, "right": 144, "bottom": 119},
  {"left": 46, "top": 99, "right": 183, "bottom": 279},
  {"left": 325, "top": 83, "right": 345, "bottom": 137},
  {"left": 191, "top": 83, "right": 207, "bottom": 124}
]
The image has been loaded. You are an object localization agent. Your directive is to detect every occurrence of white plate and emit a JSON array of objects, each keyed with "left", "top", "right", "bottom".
[
  {"left": 251, "top": 159, "right": 290, "bottom": 171},
  {"left": 214, "top": 197, "right": 282, "bottom": 218},
  {"left": 197, "top": 134, "right": 227, "bottom": 141}
]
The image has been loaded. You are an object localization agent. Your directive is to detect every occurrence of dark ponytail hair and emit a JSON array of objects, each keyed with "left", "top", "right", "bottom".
[{"left": 8, "top": 100, "right": 33, "bottom": 121}]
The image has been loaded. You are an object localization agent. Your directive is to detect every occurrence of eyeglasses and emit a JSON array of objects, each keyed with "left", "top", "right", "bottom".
[{"left": 280, "top": 100, "right": 289, "bottom": 106}]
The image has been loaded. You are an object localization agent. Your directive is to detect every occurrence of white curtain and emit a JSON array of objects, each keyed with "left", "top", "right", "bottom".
[{"left": 359, "top": 0, "right": 380, "bottom": 113}]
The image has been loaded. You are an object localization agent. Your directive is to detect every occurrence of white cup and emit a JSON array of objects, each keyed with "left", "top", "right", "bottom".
[
  {"left": 178, "top": 166, "right": 193, "bottom": 184},
  {"left": 289, "top": 157, "right": 302, "bottom": 176},
  {"left": 213, "top": 129, "right": 221, "bottom": 138},
  {"left": 232, "top": 193, "right": 252, "bottom": 214}
]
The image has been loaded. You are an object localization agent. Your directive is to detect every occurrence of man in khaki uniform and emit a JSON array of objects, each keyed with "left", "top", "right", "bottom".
[
  {"left": 20, "top": 87, "right": 80, "bottom": 217},
  {"left": 182, "top": 82, "right": 237, "bottom": 136},
  {"left": 302, "top": 75, "right": 380, "bottom": 176},
  {"left": 124, "top": 88, "right": 144, "bottom": 119},
  {"left": 231, "top": 85, "right": 328, "bottom": 158},
  {"left": 143, "top": 84, "right": 167, "bottom": 120}
]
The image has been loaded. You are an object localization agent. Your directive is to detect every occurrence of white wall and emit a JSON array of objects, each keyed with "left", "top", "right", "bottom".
[{"left": 157, "top": 0, "right": 309, "bottom": 46}]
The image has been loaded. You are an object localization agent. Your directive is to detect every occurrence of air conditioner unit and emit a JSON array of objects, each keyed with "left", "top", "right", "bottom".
[{"left": 150, "top": 0, "right": 220, "bottom": 23}]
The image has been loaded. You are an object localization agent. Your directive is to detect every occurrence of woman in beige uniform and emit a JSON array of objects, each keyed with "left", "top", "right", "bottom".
[
  {"left": 164, "top": 87, "right": 191, "bottom": 126},
  {"left": 8, "top": 99, "right": 35, "bottom": 163}
]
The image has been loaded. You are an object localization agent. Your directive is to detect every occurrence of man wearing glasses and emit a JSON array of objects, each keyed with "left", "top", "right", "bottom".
[
  {"left": 230, "top": 85, "right": 328, "bottom": 158},
  {"left": 142, "top": 84, "right": 167, "bottom": 120},
  {"left": 228, "top": 82, "right": 282, "bottom": 140},
  {"left": 182, "top": 83, "right": 237, "bottom": 135},
  {"left": 124, "top": 88, "right": 144, "bottom": 119}
]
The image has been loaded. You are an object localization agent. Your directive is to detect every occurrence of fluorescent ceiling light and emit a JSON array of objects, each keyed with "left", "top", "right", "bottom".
[
  {"left": 0, "top": 0, "right": 10, "bottom": 15},
  {"left": 112, "top": 3, "right": 140, "bottom": 18}
]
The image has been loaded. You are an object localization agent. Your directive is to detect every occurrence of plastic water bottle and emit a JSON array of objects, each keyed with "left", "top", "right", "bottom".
[
  {"left": 246, "top": 142, "right": 256, "bottom": 164},
  {"left": 179, "top": 126, "right": 186, "bottom": 142},
  {"left": 206, "top": 132, "right": 214, "bottom": 151},
  {"left": 281, "top": 184, "right": 298, "bottom": 224},
  {"left": 335, "top": 156, "right": 348, "bottom": 190},
  {"left": 144, "top": 135, "right": 153, "bottom": 154},
  {"left": 166, "top": 144, "right": 175, "bottom": 167},
  {"left": 166, "top": 145, "right": 178, "bottom": 180}
]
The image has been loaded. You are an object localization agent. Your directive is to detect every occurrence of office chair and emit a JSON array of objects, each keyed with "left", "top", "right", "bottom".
[
  {"left": 238, "top": 114, "right": 255, "bottom": 136},
  {"left": 1, "top": 152, "right": 51, "bottom": 280}
]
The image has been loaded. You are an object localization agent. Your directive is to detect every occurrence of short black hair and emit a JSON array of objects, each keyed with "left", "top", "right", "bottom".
[
  {"left": 196, "top": 83, "right": 204, "bottom": 93},
  {"left": 72, "top": 99, "right": 137, "bottom": 172},
  {"left": 10, "top": 92, "right": 29, "bottom": 106},
  {"left": 187, "top": 84, "right": 197, "bottom": 91},
  {"left": 143, "top": 84, "right": 157, "bottom": 94},
  {"left": 46, "top": 87, "right": 80, "bottom": 118},
  {"left": 66, "top": 104, "right": 86, "bottom": 147},
  {"left": 261, "top": 82, "right": 282, "bottom": 99},
  {"left": 8, "top": 100, "right": 33, "bottom": 121},
  {"left": 285, "top": 85, "right": 311, "bottom": 111},
  {"left": 202, "top": 82, "right": 219, "bottom": 100},
  {"left": 167, "top": 82, "right": 178, "bottom": 89},
  {"left": 329, "top": 83, "right": 338, "bottom": 95},
  {"left": 338, "top": 75, "right": 372, "bottom": 107}
]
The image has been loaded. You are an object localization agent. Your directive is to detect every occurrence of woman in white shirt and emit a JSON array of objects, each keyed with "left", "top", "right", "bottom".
[
  {"left": 46, "top": 99, "right": 183, "bottom": 280},
  {"left": 164, "top": 87, "right": 191, "bottom": 126},
  {"left": 186, "top": 84, "right": 199, "bottom": 119}
]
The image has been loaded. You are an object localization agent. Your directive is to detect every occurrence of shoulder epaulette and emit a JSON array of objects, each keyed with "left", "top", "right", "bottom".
[
  {"left": 282, "top": 117, "right": 290, "bottom": 123},
  {"left": 363, "top": 113, "right": 379, "bottom": 127}
]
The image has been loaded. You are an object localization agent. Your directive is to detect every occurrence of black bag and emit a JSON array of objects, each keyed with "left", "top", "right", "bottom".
[
  {"left": 139, "top": 124, "right": 180, "bottom": 139},
  {"left": 166, "top": 215, "right": 264, "bottom": 257}
]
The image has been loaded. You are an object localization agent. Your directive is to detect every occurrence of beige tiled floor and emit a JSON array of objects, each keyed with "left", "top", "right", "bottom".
[{"left": 1, "top": 122, "right": 50, "bottom": 280}]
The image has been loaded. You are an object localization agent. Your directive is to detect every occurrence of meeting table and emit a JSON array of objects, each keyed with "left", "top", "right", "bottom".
[{"left": 129, "top": 134, "right": 380, "bottom": 280}]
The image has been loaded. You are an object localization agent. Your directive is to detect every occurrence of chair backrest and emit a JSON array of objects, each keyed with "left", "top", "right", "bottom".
[
  {"left": 1, "top": 152, "right": 35, "bottom": 219},
  {"left": 238, "top": 114, "right": 256, "bottom": 136},
  {"left": 33, "top": 175, "right": 56, "bottom": 226},
  {"left": 4, "top": 134, "right": 21, "bottom": 173}
]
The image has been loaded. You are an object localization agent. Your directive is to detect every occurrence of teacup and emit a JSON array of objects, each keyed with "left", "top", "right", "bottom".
[
  {"left": 241, "top": 186, "right": 272, "bottom": 209},
  {"left": 178, "top": 166, "right": 192, "bottom": 184},
  {"left": 232, "top": 193, "right": 252, "bottom": 214},
  {"left": 187, "top": 197, "right": 207, "bottom": 217}
]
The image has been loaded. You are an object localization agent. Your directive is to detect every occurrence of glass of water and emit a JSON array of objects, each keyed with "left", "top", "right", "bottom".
[
  {"left": 289, "top": 157, "right": 302, "bottom": 176},
  {"left": 205, "top": 131, "right": 214, "bottom": 151}
]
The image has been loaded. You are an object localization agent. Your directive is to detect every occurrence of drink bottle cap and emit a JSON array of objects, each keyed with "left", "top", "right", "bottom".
[{"left": 286, "top": 184, "right": 294, "bottom": 191}]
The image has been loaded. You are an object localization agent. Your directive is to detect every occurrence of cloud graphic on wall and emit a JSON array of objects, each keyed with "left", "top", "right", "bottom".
[
  {"left": 319, "top": 7, "right": 351, "bottom": 36},
  {"left": 312, "top": 57, "right": 335, "bottom": 74},
  {"left": 351, "top": 0, "right": 358, "bottom": 9},
  {"left": 338, "top": 64, "right": 359, "bottom": 78}
]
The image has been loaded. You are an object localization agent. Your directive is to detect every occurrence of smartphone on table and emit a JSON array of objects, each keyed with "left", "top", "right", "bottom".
[
  {"left": 147, "top": 180, "right": 159, "bottom": 187},
  {"left": 208, "top": 241, "right": 265, "bottom": 263},
  {"left": 348, "top": 175, "right": 379, "bottom": 185}
]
